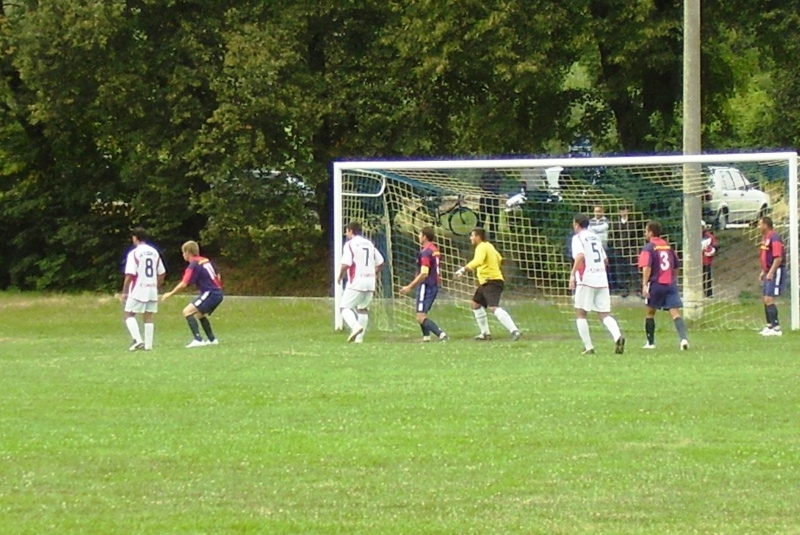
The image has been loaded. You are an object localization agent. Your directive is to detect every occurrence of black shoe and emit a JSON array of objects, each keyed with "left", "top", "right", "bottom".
[
  {"left": 615, "top": 336, "right": 625, "bottom": 354},
  {"left": 475, "top": 333, "right": 493, "bottom": 341}
]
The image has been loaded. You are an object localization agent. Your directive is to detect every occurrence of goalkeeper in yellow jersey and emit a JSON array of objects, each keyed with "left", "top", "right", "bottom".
[{"left": 454, "top": 228, "right": 522, "bottom": 341}]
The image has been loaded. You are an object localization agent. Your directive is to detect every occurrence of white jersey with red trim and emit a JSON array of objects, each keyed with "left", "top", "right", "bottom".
[
  {"left": 571, "top": 229, "right": 609, "bottom": 288},
  {"left": 341, "top": 235, "right": 384, "bottom": 292},
  {"left": 124, "top": 243, "right": 166, "bottom": 302}
]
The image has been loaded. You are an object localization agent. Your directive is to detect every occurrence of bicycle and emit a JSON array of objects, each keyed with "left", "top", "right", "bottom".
[{"left": 412, "top": 193, "right": 479, "bottom": 236}]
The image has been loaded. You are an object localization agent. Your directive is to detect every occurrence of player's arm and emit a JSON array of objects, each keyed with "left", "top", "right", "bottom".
[
  {"left": 374, "top": 248, "right": 385, "bottom": 275},
  {"left": 337, "top": 263, "right": 349, "bottom": 284},
  {"left": 400, "top": 265, "right": 429, "bottom": 295},
  {"left": 766, "top": 242, "right": 783, "bottom": 280},
  {"left": 638, "top": 249, "right": 651, "bottom": 297},
  {"left": 462, "top": 244, "right": 486, "bottom": 273},
  {"left": 569, "top": 253, "right": 585, "bottom": 291},
  {"left": 120, "top": 274, "right": 134, "bottom": 302},
  {"left": 162, "top": 268, "right": 192, "bottom": 301},
  {"left": 641, "top": 266, "right": 652, "bottom": 297}
]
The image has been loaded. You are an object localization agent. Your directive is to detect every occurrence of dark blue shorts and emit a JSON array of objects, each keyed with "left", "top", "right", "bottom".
[
  {"left": 646, "top": 282, "right": 682, "bottom": 311},
  {"left": 415, "top": 284, "right": 438, "bottom": 314},
  {"left": 762, "top": 267, "right": 785, "bottom": 297},
  {"left": 192, "top": 290, "right": 224, "bottom": 315}
]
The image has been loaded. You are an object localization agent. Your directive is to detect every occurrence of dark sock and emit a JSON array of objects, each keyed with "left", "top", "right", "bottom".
[
  {"left": 186, "top": 316, "right": 202, "bottom": 340},
  {"left": 767, "top": 304, "right": 779, "bottom": 328},
  {"left": 645, "top": 318, "right": 655, "bottom": 345},
  {"left": 674, "top": 317, "right": 688, "bottom": 340},
  {"left": 420, "top": 324, "right": 430, "bottom": 336},
  {"left": 422, "top": 318, "right": 442, "bottom": 337},
  {"left": 764, "top": 304, "right": 770, "bottom": 325},
  {"left": 199, "top": 317, "right": 215, "bottom": 341}
]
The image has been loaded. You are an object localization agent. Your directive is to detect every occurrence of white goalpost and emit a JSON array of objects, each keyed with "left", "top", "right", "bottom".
[{"left": 333, "top": 152, "right": 799, "bottom": 333}]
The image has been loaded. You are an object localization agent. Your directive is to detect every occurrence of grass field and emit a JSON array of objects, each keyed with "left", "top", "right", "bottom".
[{"left": 1, "top": 293, "right": 799, "bottom": 534}]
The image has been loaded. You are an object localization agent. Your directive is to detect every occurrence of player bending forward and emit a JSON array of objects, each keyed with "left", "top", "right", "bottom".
[
  {"left": 569, "top": 214, "right": 624, "bottom": 355},
  {"left": 162, "top": 241, "right": 224, "bottom": 348},
  {"left": 338, "top": 221, "right": 385, "bottom": 343}
]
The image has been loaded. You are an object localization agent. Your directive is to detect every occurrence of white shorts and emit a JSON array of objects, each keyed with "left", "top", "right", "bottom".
[
  {"left": 574, "top": 285, "right": 611, "bottom": 313},
  {"left": 341, "top": 288, "right": 374, "bottom": 310},
  {"left": 125, "top": 297, "right": 158, "bottom": 314}
]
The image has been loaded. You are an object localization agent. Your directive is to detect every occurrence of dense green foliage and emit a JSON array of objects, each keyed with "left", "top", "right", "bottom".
[
  {"left": 2, "top": 294, "right": 799, "bottom": 533},
  {"left": 0, "top": 1, "right": 796, "bottom": 291}
]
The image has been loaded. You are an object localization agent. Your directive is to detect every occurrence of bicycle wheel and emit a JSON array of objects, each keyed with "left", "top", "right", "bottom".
[{"left": 448, "top": 208, "right": 479, "bottom": 236}]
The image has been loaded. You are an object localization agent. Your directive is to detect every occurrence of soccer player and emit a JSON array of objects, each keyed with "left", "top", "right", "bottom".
[
  {"left": 121, "top": 227, "right": 166, "bottom": 351},
  {"left": 161, "top": 241, "right": 224, "bottom": 348},
  {"left": 399, "top": 226, "right": 448, "bottom": 342},
  {"left": 337, "top": 221, "right": 385, "bottom": 343},
  {"left": 758, "top": 216, "right": 784, "bottom": 336},
  {"left": 638, "top": 221, "right": 689, "bottom": 350},
  {"left": 569, "top": 213, "right": 624, "bottom": 355},
  {"left": 454, "top": 227, "right": 521, "bottom": 341}
]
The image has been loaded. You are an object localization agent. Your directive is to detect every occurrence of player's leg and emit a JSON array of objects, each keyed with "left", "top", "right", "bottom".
[
  {"left": 415, "top": 286, "right": 431, "bottom": 341},
  {"left": 486, "top": 281, "right": 521, "bottom": 340},
  {"left": 419, "top": 285, "right": 445, "bottom": 340},
  {"left": 573, "top": 286, "right": 594, "bottom": 353},
  {"left": 668, "top": 307, "right": 689, "bottom": 349},
  {"left": 663, "top": 286, "right": 688, "bottom": 349},
  {"left": 594, "top": 287, "right": 622, "bottom": 349},
  {"left": 182, "top": 302, "right": 206, "bottom": 347},
  {"left": 340, "top": 288, "right": 363, "bottom": 341},
  {"left": 762, "top": 268, "right": 783, "bottom": 335},
  {"left": 124, "top": 298, "right": 144, "bottom": 350},
  {"left": 471, "top": 287, "right": 492, "bottom": 340},
  {"left": 643, "top": 308, "right": 656, "bottom": 349},
  {"left": 142, "top": 308, "right": 155, "bottom": 350},
  {"left": 196, "top": 291, "right": 222, "bottom": 344},
  {"left": 353, "top": 291, "right": 373, "bottom": 343}
]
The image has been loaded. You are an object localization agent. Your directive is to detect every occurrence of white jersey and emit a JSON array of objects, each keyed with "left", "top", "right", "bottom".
[
  {"left": 571, "top": 229, "right": 609, "bottom": 288},
  {"left": 124, "top": 243, "right": 166, "bottom": 302},
  {"left": 341, "top": 235, "right": 384, "bottom": 292}
]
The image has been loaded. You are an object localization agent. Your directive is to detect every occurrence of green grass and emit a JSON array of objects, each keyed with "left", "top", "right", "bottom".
[{"left": 1, "top": 293, "right": 799, "bottom": 534}]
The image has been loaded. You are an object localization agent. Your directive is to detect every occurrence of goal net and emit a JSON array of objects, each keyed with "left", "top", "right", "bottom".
[{"left": 333, "top": 153, "right": 798, "bottom": 334}]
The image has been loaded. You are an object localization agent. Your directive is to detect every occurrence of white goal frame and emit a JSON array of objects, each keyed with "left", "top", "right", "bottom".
[{"left": 333, "top": 152, "right": 799, "bottom": 331}]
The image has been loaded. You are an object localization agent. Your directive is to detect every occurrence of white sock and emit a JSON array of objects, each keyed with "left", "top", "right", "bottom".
[
  {"left": 341, "top": 308, "right": 359, "bottom": 331},
  {"left": 473, "top": 308, "right": 490, "bottom": 334},
  {"left": 576, "top": 318, "right": 593, "bottom": 350},
  {"left": 602, "top": 316, "right": 622, "bottom": 341},
  {"left": 144, "top": 323, "right": 154, "bottom": 350},
  {"left": 356, "top": 313, "right": 369, "bottom": 342},
  {"left": 125, "top": 317, "right": 142, "bottom": 343},
  {"left": 493, "top": 307, "right": 519, "bottom": 333}
]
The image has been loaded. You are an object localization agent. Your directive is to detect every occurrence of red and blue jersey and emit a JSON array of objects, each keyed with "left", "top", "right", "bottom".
[
  {"left": 760, "top": 230, "right": 784, "bottom": 272},
  {"left": 638, "top": 237, "right": 680, "bottom": 285},
  {"left": 417, "top": 243, "right": 441, "bottom": 286},
  {"left": 181, "top": 256, "right": 223, "bottom": 293}
]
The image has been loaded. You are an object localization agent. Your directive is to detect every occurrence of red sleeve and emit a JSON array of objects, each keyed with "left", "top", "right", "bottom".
[
  {"left": 637, "top": 250, "right": 650, "bottom": 269},
  {"left": 181, "top": 266, "right": 194, "bottom": 284},
  {"left": 420, "top": 251, "right": 432, "bottom": 269},
  {"left": 772, "top": 239, "right": 784, "bottom": 259}
]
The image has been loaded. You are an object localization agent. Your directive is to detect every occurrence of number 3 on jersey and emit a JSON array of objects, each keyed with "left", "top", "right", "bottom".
[{"left": 659, "top": 251, "right": 671, "bottom": 271}]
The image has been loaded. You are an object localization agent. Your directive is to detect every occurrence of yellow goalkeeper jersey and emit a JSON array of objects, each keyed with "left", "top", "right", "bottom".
[{"left": 466, "top": 241, "right": 504, "bottom": 285}]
